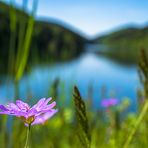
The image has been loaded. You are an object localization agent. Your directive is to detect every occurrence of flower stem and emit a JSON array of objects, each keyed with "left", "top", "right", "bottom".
[{"left": 24, "top": 124, "right": 31, "bottom": 148}]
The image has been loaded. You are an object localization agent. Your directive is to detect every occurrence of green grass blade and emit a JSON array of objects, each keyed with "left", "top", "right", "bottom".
[
  {"left": 123, "top": 100, "right": 148, "bottom": 148},
  {"left": 15, "top": 0, "right": 28, "bottom": 71},
  {"left": 8, "top": 0, "right": 17, "bottom": 75},
  {"left": 15, "top": 0, "right": 38, "bottom": 81}
]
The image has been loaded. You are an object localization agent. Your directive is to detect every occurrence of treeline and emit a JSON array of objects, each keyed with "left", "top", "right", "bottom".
[
  {"left": 94, "top": 27, "right": 148, "bottom": 64},
  {"left": 0, "top": 2, "right": 88, "bottom": 74}
]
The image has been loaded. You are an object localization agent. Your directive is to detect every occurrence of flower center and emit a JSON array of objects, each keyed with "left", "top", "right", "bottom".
[{"left": 20, "top": 115, "right": 35, "bottom": 124}]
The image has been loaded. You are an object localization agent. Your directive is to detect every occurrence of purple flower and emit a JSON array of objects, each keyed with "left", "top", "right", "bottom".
[
  {"left": 0, "top": 98, "right": 58, "bottom": 126},
  {"left": 101, "top": 98, "right": 118, "bottom": 108}
]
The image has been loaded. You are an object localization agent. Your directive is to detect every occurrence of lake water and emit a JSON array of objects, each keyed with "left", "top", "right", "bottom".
[{"left": 0, "top": 52, "right": 140, "bottom": 111}]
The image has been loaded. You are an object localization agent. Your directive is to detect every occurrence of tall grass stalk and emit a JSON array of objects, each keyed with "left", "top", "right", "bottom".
[
  {"left": 73, "top": 86, "right": 91, "bottom": 148},
  {"left": 15, "top": 0, "right": 38, "bottom": 81},
  {"left": 15, "top": 0, "right": 28, "bottom": 72},
  {"left": 8, "top": 0, "right": 17, "bottom": 75},
  {"left": 123, "top": 100, "right": 148, "bottom": 148},
  {"left": 6, "top": 2, "right": 17, "bottom": 147}
]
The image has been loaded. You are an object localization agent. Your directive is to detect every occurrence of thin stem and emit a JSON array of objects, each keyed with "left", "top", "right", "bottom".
[
  {"left": 24, "top": 124, "right": 31, "bottom": 148},
  {"left": 123, "top": 100, "right": 148, "bottom": 148}
]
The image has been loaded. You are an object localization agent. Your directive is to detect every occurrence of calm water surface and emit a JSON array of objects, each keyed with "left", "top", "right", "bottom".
[{"left": 0, "top": 53, "right": 140, "bottom": 111}]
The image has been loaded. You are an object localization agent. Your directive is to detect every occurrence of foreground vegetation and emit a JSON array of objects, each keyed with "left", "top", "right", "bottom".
[
  {"left": 0, "top": 0, "right": 148, "bottom": 147},
  {"left": 0, "top": 49, "right": 148, "bottom": 148},
  {"left": 0, "top": 70, "right": 148, "bottom": 148}
]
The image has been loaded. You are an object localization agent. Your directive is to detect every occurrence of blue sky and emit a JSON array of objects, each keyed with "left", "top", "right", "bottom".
[{"left": 3, "top": 0, "right": 148, "bottom": 37}]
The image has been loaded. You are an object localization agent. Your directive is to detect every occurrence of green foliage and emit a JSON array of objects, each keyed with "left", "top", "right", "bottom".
[
  {"left": 94, "top": 27, "right": 148, "bottom": 65},
  {"left": 123, "top": 49, "right": 148, "bottom": 147},
  {"left": 123, "top": 100, "right": 148, "bottom": 148},
  {"left": 8, "top": 1, "right": 17, "bottom": 75},
  {"left": 0, "top": 1, "right": 87, "bottom": 75},
  {"left": 1, "top": 1, "right": 148, "bottom": 148},
  {"left": 15, "top": 0, "right": 38, "bottom": 81},
  {"left": 0, "top": 85, "right": 147, "bottom": 147},
  {"left": 73, "top": 86, "right": 91, "bottom": 148},
  {"left": 139, "top": 49, "right": 148, "bottom": 97}
]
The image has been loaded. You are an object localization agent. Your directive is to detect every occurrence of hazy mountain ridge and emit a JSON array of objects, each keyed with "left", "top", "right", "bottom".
[
  {"left": 93, "top": 25, "right": 148, "bottom": 64},
  {"left": 94, "top": 26, "right": 148, "bottom": 43}
]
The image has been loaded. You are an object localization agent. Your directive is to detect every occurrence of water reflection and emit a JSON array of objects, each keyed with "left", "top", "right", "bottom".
[{"left": 0, "top": 53, "right": 140, "bottom": 111}]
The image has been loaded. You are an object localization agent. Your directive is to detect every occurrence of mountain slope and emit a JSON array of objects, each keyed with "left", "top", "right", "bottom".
[
  {"left": 0, "top": 2, "right": 88, "bottom": 74},
  {"left": 93, "top": 26, "right": 148, "bottom": 64}
]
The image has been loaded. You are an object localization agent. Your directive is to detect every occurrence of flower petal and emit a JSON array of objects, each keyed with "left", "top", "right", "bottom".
[
  {"left": 101, "top": 98, "right": 118, "bottom": 107},
  {"left": 0, "top": 105, "right": 9, "bottom": 111},
  {"left": 31, "top": 98, "right": 46, "bottom": 110},
  {"left": 28, "top": 108, "right": 38, "bottom": 117},
  {"left": 42, "top": 98, "right": 52, "bottom": 106},
  {"left": 32, "top": 109, "right": 58, "bottom": 125},
  {"left": 16, "top": 100, "right": 30, "bottom": 110},
  {"left": 7, "top": 103, "right": 20, "bottom": 111},
  {"left": 0, "top": 98, "right": 58, "bottom": 125},
  {"left": 42, "top": 101, "right": 56, "bottom": 111}
]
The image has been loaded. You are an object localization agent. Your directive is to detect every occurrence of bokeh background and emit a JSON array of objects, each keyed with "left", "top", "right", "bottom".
[{"left": 0, "top": 0, "right": 148, "bottom": 148}]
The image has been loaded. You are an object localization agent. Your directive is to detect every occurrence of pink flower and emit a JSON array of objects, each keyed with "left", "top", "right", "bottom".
[
  {"left": 0, "top": 98, "right": 58, "bottom": 126},
  {"left": 101, "top": 98, "right": 118, "bottom": 108}
]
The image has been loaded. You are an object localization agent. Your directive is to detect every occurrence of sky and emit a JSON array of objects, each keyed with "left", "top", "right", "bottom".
[{"left": 3, "top": 0, "right": 148, "bottom": 37}]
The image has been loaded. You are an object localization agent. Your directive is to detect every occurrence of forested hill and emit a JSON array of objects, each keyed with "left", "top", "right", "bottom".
[
  {"left": 0, "top": 1, "right": 89, "bottom": 73},
  {"left": 93, "top": 26, "right": 148, "bottom": 64},
  {"left": 94, "top": 26, "right": 148, "bottom": 45}
]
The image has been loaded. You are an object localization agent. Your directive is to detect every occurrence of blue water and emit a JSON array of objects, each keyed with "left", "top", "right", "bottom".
[{"left": 0, "top": 53, "right": 140, "bottom": 111}]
